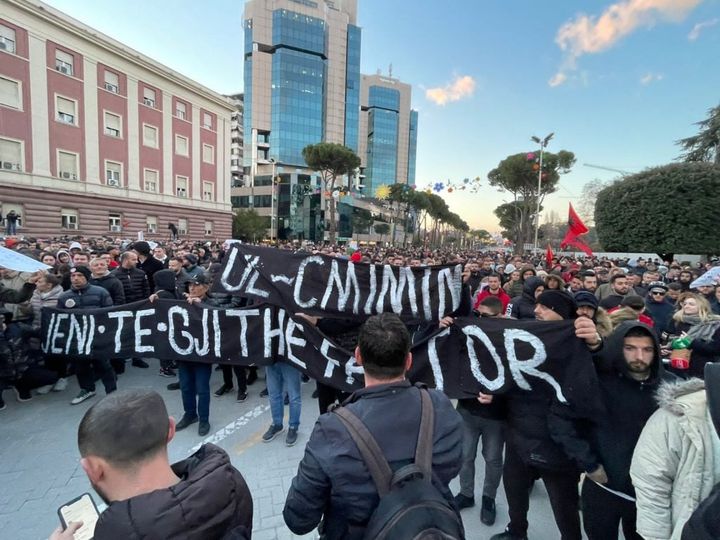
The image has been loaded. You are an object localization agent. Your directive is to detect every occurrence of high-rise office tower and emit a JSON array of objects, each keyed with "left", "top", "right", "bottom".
[{"left": 358, "top": 73, "right": 418, "bottom": 195}]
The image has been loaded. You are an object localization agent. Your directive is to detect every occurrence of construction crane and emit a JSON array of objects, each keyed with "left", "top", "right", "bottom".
[{"left": 583, "top": 163, "right": 632, "bottom": 176}]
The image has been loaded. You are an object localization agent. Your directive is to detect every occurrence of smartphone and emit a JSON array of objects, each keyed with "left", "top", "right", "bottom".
[{"left": 57, "top": 493, "right": 100, "bottom": 540}]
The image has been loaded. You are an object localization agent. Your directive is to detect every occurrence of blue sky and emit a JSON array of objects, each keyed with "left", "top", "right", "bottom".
[{"left": 46, "top": 0, "right": 720, "bottom": 231}]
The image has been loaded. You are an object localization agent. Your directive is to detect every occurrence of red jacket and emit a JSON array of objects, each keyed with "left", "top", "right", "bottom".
[{"left": 473, "top": 288, "right": 511, "bottom": 312}]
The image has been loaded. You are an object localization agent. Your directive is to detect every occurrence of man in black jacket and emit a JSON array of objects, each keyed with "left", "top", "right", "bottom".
[
  {"left": 283, "top": 313, "right": 463, "bottom": 540},
  {"left": 506, "top": 276, "right": 545, "bottom": 319},
  {"left": 582, "top": 321, "right": 676, "bottom": 539},
  {"left": 49, "top": 389, "right": 253, "bottom": 540},
  {"left": 88, "top": 257, "right": 125, "bottom": 305},
  {"left": 492, "top": 290, "right": 604, "bottom": 540},
  {"left": 111, "top": 252, "right": 150, "bottom": 369},
  {"left": 132, "top": 241, "right": 164, "bottom": 291}
]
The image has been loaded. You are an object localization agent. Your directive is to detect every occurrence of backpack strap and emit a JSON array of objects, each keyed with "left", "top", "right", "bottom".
[
  {"left": 414, "top": 388, "right": 434, "bottom": 480},
  {"left": 334, "top": 407, "right": 393, "bottom": 497}
]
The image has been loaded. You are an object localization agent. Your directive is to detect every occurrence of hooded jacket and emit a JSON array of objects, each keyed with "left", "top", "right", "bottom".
[
  {"left": 153, "top": 269, "right": 179, "bottom": 299},
  {"left": 682, "top": 364, "right": 720, "bottom": 540},
  {"left": 588, "top": 321, "right": 676, "bottom": 496},
  {"left": 630, "top": 378, "right": 718, "bottom": 540},
  {"left": 507, "top": 276, "right": 544, "bottom": 319},
  {"left": 93, "top": 444, "right": 253, "bottom": 540},
  {"left": 30, "top": 284, "right": 63, "bottom": 329}
]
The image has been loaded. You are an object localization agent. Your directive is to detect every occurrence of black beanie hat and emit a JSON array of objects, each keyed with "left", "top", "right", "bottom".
[
  {"left": 132, "top": 241, "right": 151, "bottom": 256},
  {"left": 69, "top": 265, "right": 92, "bottom": 281},
  {"left": 537, "top": 290, "right": 578, "bottom": 320},
  {"left": 574, "top": 290, "right": 599, "bottom": 310}
]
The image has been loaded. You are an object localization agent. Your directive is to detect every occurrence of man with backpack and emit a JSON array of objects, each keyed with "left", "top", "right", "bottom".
[{"left": 283, "top": 313, "right": 464, "bottom": 540}]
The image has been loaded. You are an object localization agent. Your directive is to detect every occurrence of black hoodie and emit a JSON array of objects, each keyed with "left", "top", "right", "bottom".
[
  {"left": 589, "top": 321, "right": 677, "bottom": 496},
  {"left": 507, "top": 276, "right": 545, "bottom": 320},
  {"left": 153, "top": 269, "right": 178, "bottom": 299}
]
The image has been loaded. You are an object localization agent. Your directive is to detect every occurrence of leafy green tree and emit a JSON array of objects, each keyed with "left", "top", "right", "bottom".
[
  {"left": 302, "top": 143, "right": 361, "bottom": 244},
  {"left": 677, "top": 104, "right": 720, "bottom": 164},
  {"left": 488, "top": 150, "right": 575, "bottom": 251},
  {"left": 374, "top": 222, "right": 391, "bottom": 243},
  {"left": 351, "top": 207, "right": 373, "bottom": 239},
  {"left": 233, "top": 209, "right": 268, "bottom": 242},
  {"left": 595, "top": 162, "right": 720, "bottom": 257}
]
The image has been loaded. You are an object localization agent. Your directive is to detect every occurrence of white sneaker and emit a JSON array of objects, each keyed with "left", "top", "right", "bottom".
[
  {"left": 52, "top": 378, "right": 68, "bottom": 392},
  {"left": 35, "top": 385, "right": 54, "bottom": 395},
  {"left": 70, "top": 389, "right": 96, "bottom": 405}
]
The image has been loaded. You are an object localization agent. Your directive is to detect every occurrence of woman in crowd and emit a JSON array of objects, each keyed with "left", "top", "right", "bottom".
[{"left": 669, "top": 293, "right": 720, "bottom": 379}]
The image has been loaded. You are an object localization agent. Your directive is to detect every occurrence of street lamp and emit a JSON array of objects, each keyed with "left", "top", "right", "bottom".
[
  {"left": 531, "top": 132, "right": 554, "bottom": 253},
  {"left": 269, "top": 158, "right": 277, "bottom": 245}
]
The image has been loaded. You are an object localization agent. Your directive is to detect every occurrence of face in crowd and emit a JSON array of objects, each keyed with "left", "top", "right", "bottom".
[{"left": 622, "top": 334, "right": 654, "bottom": 379}]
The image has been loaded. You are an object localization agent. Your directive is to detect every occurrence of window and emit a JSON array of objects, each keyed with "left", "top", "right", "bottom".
[
  {"left": 61, "top": 208, "right": 78, "bottom": 230},
  {"left": 0, "top": 24, "right": 17, "bottom": 54},
  {"left": 104, "top": 70, "right": 119, "bottom": 93},
  {"left": 142, "top": 124, "right": 158, "bottom": 148},
  {"left": 146, "top": 216, "right": 157, "bottom": 233},
  {"left": 176, "top": 176, "right": 188, "bottom": 198},
  {"left": 108, "top": 213, "right": 121, "bottom": 232},
  {"left": 55, "top": 50, "right": 74, "bottom": 76},
  {"left": 104, "top": 111, "right": 121, "bottom": 137},
  {"left": 105, "top": 161, "right": 122, "bottom": 187},
  {"left": 57, "top": 151, "right": 78, "bottom": 180},
  {"left": 202, "top": 112, "right": 212, "bottom": 129},
  {"left": 143, "top": 86, "right": 156, "bottom": 108},
  {"left": 178, "top": 218, "right": 188, "bottom": 235},
  {"left": 204, "top": 221, "right": 213, "bottom": 236},
  {"left": 203, "top": 181, "right": 213, "bottom": 201},
  {"left": 0, "top": 138, "right": 22, "bottom": 171},
  {"left": 143, "top": 169, "right": 158, "bottom": 192},
  {"left": 56, "top": 96, "right": 76, "bottom": 125},
  {"left": 0, "top": 77, "right": 20, "bottom": 109},
  {"left": 202, "top": 144, "right": 214, "bottom": 164},
  {"left": 175, "top": 134, "right": 188, "bottom": 156},
  {"left": 176, "top": 101, "right": 186, "bottom": 120}
]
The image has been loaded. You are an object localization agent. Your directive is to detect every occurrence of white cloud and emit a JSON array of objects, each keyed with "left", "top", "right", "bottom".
[
  {"left": 688, "top": 18, "right": 719, "bottom": 40},
  {"left": 640, "top": 72, "right": 664, "bottom": 84},
  {"left": 425, "top": 75, "right": 476, "bottom": 105},
  {"left": 550, "top": 0, "right": 703, "bottom": 86}
]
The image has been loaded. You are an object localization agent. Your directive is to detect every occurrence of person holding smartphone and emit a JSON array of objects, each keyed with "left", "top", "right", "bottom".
[{"left": 48, "top": 389, "right": 253, "bottom": 540}]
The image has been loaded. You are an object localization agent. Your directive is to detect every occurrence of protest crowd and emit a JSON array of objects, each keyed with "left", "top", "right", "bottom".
[{"left": 1, "top": 233, "right": 719, "bottom": 540}]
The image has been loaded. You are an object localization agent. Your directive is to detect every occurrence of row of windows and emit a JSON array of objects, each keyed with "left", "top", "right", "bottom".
[
  {"left": 0, "top": 204, "right": 214, "bottom": 236},
  {"left": 0, "top": 22, "right": 216, "bottom": 130},
  {"left": 230, "top": 195, "right": 272, "bottom": 208},
  {"left": 0, "top": 137, "right": 216, "bottom": 199}
]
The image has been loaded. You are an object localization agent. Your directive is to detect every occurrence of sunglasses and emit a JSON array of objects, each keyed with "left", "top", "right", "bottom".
[{"left": 651, "top": 291, "right": 666, "bottom": 296}]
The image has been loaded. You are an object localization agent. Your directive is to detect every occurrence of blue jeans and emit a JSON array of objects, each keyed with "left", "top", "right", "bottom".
[
  {"left": 265, "top": 362, "right": 301, "bottom": 429},
  {"left": 178, "top": 361, "right": 211, "bottom": 422}
]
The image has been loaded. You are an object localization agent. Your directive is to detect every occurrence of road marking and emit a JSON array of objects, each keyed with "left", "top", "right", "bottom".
[{"left": 187, "top": 403, "right": 270, "bottom": 455}]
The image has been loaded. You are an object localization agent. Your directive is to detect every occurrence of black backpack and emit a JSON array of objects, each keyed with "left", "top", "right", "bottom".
[{"left": 333, "top": 387, "right": 465, "bottom": 540}]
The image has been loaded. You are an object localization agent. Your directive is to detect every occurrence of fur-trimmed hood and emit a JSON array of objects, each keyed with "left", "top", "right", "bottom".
[{"left": 655, "top": 378, "right": 706, "bottom": 416}]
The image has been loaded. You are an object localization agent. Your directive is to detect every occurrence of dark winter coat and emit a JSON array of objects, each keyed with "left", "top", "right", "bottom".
[
  {"left": 508, "top": 276, "right": 545, "bottom": 319},
  {"left": 645, "top": 297, "right": 675, "bottom": 337},
  {"left": 670, "top": 319, "right": 720, "bottom": 379},
  {"left": 89, "top": 273, "right": 126, "bottom": 305},
  {"left": 283, "top": 382, "right": 463, "bottom": 540},
  {"left": 57, "top": 284, "right": 112, "bottom": 309},
  {"left": 0, "top": 282, "right": 35, "bottom": 305},
  {"left": 137, "top": 255, "right": 164, "bottom": 291},
  {"left": 588, "top": 321, "right": 676, "bottom": 496},
  {"left": 153, "top": 269, "right": 179, "bottom": 299},
  {"left": 93, "top": 444, "right": 253, "bottom": 540},
  {"left": 111, "top": 266, "right": 150, "bottom": 303}
]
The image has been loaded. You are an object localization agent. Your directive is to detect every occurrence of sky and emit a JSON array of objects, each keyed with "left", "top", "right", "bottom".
[{"left": 45, "top": 0, "right": 720, "bottom": 232}]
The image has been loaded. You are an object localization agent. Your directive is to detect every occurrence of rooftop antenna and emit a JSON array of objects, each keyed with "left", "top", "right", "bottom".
[{"left": 388, "top": 63, "right": 393, "bottom": 78}]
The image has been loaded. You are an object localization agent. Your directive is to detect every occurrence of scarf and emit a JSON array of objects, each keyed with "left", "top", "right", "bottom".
[{"left": 680, "top": 315, "right": 720, "bottom": 342}]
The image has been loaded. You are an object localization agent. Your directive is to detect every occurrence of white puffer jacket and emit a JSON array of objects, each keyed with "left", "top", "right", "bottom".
[{"left": 630, "top": 378, "right": 716, "bottom": 540}]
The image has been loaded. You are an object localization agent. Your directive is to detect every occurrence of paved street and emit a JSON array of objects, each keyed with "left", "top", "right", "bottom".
[{"left": 1, "top": 362, "right": 564, "bottom": 540}]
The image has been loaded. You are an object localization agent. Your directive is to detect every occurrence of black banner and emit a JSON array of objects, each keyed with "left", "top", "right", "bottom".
[
  {"left": 213, "top": 244, "right": 464, "bottom": 323},
  {"left": 41, "top": 300, "right": 600, "bottom": 412}
]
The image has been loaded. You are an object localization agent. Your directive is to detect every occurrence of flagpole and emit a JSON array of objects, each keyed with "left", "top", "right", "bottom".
[{"left": 531, "top": 133, "right": 554, "bottom": 254}]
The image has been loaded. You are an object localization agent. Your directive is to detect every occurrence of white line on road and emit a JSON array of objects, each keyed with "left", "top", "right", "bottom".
[{"left": 187, "top": 403, "right": 271, "bottom": 455}]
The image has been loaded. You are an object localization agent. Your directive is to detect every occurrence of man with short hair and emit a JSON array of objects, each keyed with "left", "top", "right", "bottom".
[
  {"left": 283, "top": 313, "right": 463, "bottom": 539},
  {"left": 57, "top": 266, "right": 116, "bottom": 405},
  {"left": 581, "top": 322, "right": 675, "bottom": 539},
  {"left": 89, "top": 258, "right": 125, "bottom": 305},
  {"left": 49, "top": 389, "right": 253, "bottom": 540},
  {"left": 183, "top": 254, "right": 204, "bottom": 280},
  {"left": 167, "top": 256, "right": 191, "bottom": 298},
  {"left": 152, "top": 246, "right": 169, "bottom": 268},
  {"left": 474, "top": 273, "right": 511, "bottom": 313},
  {"left": 111, "top": 252, "right": 150, "bottom": 370},
  {"left": 132, "top": 241, "right": 164, "bottom": 291},
  {"left": 599, "top": 274, "right": 634, "bottom": 310},
  {"left": 678, "top": 270, "right": 693, "bottom": 291},
  {"left": 581, "top": 271, "right": 598, "bottom": 293}
]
